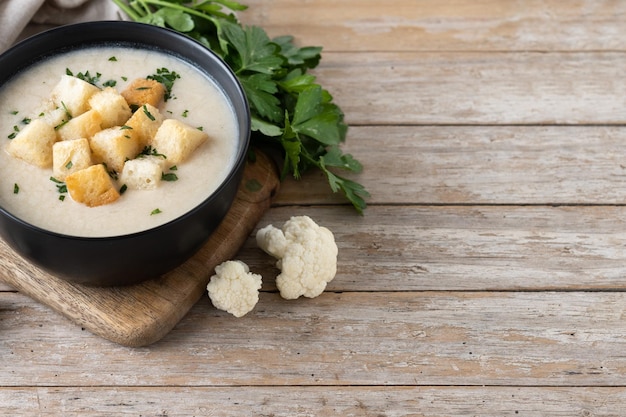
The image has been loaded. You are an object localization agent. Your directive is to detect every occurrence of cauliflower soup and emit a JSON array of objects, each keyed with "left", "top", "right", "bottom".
[{"left": 0, "top": 45, "right": 238, "bottom": 237}]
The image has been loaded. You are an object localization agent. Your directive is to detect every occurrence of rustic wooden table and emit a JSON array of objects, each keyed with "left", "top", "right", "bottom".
[{"left": 3, "top": 0, "right": 626, "bottom": 415}]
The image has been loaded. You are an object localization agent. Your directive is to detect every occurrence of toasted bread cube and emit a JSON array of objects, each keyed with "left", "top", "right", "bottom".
[
  {"left": 65, "top": 164, "right": 120, "bottom": 207},
  {"left": 151, "top": 119, "right": 208, "bottom": 166},
  {"left": 56, "top": 109, "right": 102, "bottom": 141},
  {"left": 121, "top": 78, "right": 166, "bottom": 109},
  {"left": 30, "top": 97, "right": 70, "bottom": 128},
  {"left": 89, "top": 126, "right": 141, "bottom": 173},
  {"left": 52, "top": 138, "right": 93, "bottom": 180},
  {"left": 41, "top": 107, "right": 71, "bottom": 129},
  {"left": 6, "top": 119, "right": 57, "bottom": 167},
  {"left": 88, "top": 87, "right": 133, "bottom": 129},
  {"left": 50, "top": 75, "right": 101, "bottom": 117},
  {"left": 124, "top": 104, "right": 164, "bottom": 149},
  {"left": 120, "top": 156, "right": 165, "bottom": 190}
]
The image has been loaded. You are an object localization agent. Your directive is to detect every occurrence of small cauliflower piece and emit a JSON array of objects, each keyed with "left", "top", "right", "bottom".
[
  {"left": 207, "top": 260, "right": 262, "bottom": 318},
  {"left": 256, "top": 216, "right": 338, "bottom": 300}
]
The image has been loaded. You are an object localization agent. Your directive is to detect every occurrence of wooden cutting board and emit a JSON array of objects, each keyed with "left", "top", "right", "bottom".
[{"left": 0, "top": 150, "right": 280, "bottom": 347}]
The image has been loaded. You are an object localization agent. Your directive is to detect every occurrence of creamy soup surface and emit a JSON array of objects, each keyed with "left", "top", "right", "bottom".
[{"left": 0, "top": 46, "right": 238, "bottom": 237}]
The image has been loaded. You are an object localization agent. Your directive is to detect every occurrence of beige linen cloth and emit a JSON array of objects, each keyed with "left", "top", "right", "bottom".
[{"left": 0, "top": 0, "right": 122, "bottom": 53}]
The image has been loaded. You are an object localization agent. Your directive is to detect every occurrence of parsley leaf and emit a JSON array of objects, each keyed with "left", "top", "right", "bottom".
[{"left": 112, "top": 0, "right": 368, "bottom": 213}]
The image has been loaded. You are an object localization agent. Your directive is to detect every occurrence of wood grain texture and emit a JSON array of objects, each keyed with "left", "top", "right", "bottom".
[
  {"left": 240, "top": 205, "right": 626, "bottom": 292},
  {"left": 4, "top": 1, "right": 626, "bottom": 415},
  {"left": 274, "top": 125, "right": 626, "bottom": 205},
  {"left": 313, "top": 52, "right": 626, "bottom": 126},
  {"left": 0, "top": 151, "right": 279, "bottom": 347},
  {"left": 240, "top": 0, "right": 626, "bottom": 52},
  {"left": 0, "top": 386, "right": 621, "bottom": 416},
  {"left": 2, "top": 290, "right": 626, "bottom": 387}
]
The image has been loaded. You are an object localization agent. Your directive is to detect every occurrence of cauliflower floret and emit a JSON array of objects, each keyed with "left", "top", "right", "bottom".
[
  {"left": 206, "top": 260, "right": 262, "bottom": 317},
  {"left": 256, "top": 216, "right": 338, "bottom": 300}
]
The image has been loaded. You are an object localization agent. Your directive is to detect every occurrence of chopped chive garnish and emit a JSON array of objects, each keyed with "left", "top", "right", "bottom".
[
  {"left": 161, "top": 172, "right": 178, "bottom": 182},
  {"left": 143, "top": 105, "right": 155, "bottom": 121}
]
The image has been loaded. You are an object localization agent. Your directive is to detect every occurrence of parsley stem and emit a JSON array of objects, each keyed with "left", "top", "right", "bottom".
[{"left": 111, "top": 0, "right": 141, "bottom": 20}]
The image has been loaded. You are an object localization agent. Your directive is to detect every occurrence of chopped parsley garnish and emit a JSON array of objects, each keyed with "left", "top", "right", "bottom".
[
  {"left": 8, "top": 125, "right": 19, "bottom": 139},
  {"left": 147, "top": 67, "right": 179, "bottom": 101},
  {"left": 150, "top": 208, "right": 162, "bottom": 215},
  {"left": 182, "top": 109, "right": 189, "bottom": 118},
  {"left": 65, "top": 160, "right": 73, "bottom": 170},
  {"left": 103, "top": 79, "right": 117, "bottom": 88},
  {"left": 120, "top": 125, "right": 133, "bottom": 130},
  {"left": 139, "top": 145, "right": 166, "bottom": 159},
  {"left": 112, "top": 0, "right": 369, "bottom": 213},
  {"left": 13, "top": 183, "right": 19, "bottom": 194},
  {"left": 142, "top": 105, "right": 155, "bottom": 121},
  {"left": 119, "top": 184, "right": 128, "bottom": 194},
  {"left": 50, "top": 177, "right": 67, "bottom": 196},
  {"left": 66, "top": 68, "right": 101, "bottom": 86},
  {"left": 10, "top": 110, "right": 18, "bottom": 115},
  {"left": 102, "top": 163, "right": 119, "bottom": 180},
  {"left": 108, "top": 56, "right": 118, "bottom": 61},
  {"left": 161, "top": 172, "right": 178, "bottom": 182}
]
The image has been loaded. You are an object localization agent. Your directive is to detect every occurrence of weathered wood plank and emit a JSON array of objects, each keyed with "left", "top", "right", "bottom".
[
  {"left": 3, "top": 203, "right": 626, "bottom": 304},
  {"left": 2, "top": 290, "right": 626, "bottom": 386},
  {"left": 241, "top": 205, "right": 626, "bottom": 292},
  {"left": 315, "top": 51, "right": 626, "bottom": 126},
  {"left": 274, "top": 125, "right": 626, "bottom": 205},
  {"left": 240, "top": 0, "right": 626, "bottom": 53},
  {"left": 0, "top": 386, "right": 622, "bottom": 416}
]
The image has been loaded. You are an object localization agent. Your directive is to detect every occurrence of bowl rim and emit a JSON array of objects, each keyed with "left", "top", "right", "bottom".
[{"left": 0, "top": 20, "right": 251, "bottom": 242}]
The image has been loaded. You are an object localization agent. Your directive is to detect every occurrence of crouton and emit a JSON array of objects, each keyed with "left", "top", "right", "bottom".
[
  {"left": 120, "top": 156, "right": 165, "bottom": 190},
  {"left": 41, "top": 106, "right": 71, "bottom": 129},
  {"left": 89, "top": 126, "right": 141, "bottom": 173},
  {"left": 56, "top": 109, "right": 102, "bottom": 141},
  {"left": 151, "top": 119, "right": 208, "bottom": 166},
  {"left": 88, "top": 87, "right": 132, "bottom": 129},
  {"left": 124, "top": 104, "right": 164, "bottom": 149},
  {"left": 52, "top": 138, "right": 93, "bottom": 180},
  {"left": 6, "top": 119, "right": 57, "bottom": 168},
  {"left": 121, "top": 78, "right": 166, "bottom": 109},
  {"left": 50, "top": 75, "right": 101, "bottom": 117},
  {"left": 65, "top": 164, "right": 120, "bottom": 207}
]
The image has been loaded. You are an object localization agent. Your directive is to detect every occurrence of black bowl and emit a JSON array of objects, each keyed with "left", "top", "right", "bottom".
[{"left": 0, "top": 21, "right": 250, "bottom": 286}]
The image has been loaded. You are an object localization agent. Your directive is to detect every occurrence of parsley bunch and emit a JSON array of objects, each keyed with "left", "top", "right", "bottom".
[{"left": 112, "top": 0, "right": 369, "bottom": 213}]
